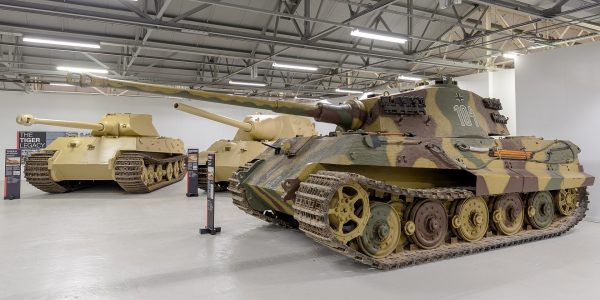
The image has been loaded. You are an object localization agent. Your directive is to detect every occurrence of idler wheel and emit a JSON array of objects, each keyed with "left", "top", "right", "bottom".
[
  {"left": 357, "top": 202, "right": 401, "bottom": 258},
  {"left": 555, "top": 189, "right": 577, "bottom": 216},
  {"left": 452, "top": 197, "right": 489, "bottom": 242},
  {"left": 328, "top": 181, "right": 370, "bottom": 244},
  {"left": 527, "top": 191, "right": 554, "bottom": 229},
  {"left": 408, "top": 199, "right": 447, "bottom": 249},
  {"left": 491, "top": 193, "right": 524, "bottom": 236}
]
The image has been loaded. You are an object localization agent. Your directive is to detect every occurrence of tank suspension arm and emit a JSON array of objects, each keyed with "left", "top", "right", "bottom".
[
  {"left": 174, "top": 103, "right": 253, "bottom": 132},
  {"left": 70, "top": 74, "right": 366, "bottom": 130},
  {"left": 16, "top": 114, "right": 104, "bottom": 131}
]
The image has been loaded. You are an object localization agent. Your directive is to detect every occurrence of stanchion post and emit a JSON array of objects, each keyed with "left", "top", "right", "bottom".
[
  {"left": 200, "top": 151, "right": 221, "bottom": 235},
  {"left": 4, "top": 149, "right": 22, "bottom": 200}
]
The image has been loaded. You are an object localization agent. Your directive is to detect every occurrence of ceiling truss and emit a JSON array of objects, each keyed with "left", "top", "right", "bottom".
[{"left": 0, "top": 0, "right": 599, "bottom": 99}]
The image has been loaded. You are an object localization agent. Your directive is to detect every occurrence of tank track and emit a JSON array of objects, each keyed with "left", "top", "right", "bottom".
[
  {"left": 114, "top": 152, "right": 187, "bottom": 193},
  {"left": 293, "top": 171, "right": 589, "bottom": 270},
  {"left": 228, "top": 161, "right": 297, "bottom": 229},
  {"left": 24, "top": 152, "right": 91, "bottom": 193}
]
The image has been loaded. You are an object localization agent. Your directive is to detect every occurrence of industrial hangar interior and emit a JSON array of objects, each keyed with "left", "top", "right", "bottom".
[{"left": 1, "top": 0, "right": 599, "bottom": 299}]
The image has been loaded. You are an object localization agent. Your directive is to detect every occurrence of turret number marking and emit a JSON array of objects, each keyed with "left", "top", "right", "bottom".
[{"left": 453, "top": 104, "right": 480, "bottom": 127}]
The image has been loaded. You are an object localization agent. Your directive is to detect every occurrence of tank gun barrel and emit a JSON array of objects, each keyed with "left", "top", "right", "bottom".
[
  {"left": 174, "top": 103, "right": 253, "bottom": 132},
  {"left": 16, "top": 114, "right": 104, "bottom": 131},
  {"left": 68, "top": 73, "right": 367, "bottom": 130}
]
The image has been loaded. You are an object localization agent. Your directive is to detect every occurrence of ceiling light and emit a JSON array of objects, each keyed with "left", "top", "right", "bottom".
[
  {"left": 350, "top": 29, "right": 407, "bottom": 44},
  {"left": 398, "top": 75, "right": 421, "bottom": 81},
  {"left": 228, "top": 80, "right": 266, "bottom": 87},
  {"left": 335, "top": 88, "right": 363, "bottom": 94},
  {"left": 56, "top": 66, "right": 109, "bottom": 74},
  {"left": 502, "top": 52, "right": 520, "bottom": 59},
  {"left": 49, "top": 83, "right": 73, "bottom": 87},
  {"left": 23, "top": 37, "right": 100, "bottom": 49},
  {"left": 273, "top": 62, "right": 318, "bottom": 71}
]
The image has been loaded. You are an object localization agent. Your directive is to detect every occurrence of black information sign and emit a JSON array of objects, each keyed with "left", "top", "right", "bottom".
[
  {"left": 186, "top": 148, "right": 199, "bottom": 197},
  {"left": 200, "top": 152, "right": 221, "bottom": 235},
  {"left": 17, "top": 131, "right": 78, "bottom": 158},
  {"left": 4, "top": 149, "right": 22, "bottom": 200}
]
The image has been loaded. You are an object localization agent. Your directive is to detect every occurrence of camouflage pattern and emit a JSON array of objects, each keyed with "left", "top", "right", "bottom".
[
  {"left": 16, "top": 113, "right": 186, "bottom": 193},
  {"left": 74, "top": 74, "right": 594, "bottom": 266}
]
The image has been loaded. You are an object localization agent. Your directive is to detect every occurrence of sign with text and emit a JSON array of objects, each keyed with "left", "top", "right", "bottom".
[
  {"left": 17, "top": 131, "right": 79, "bottom": 158},
  {"left": 186, "top": 148, "right": 199, "bottom": 197},
  {"left": 4, "top": 149, "right": 21, "bottom": 200}
]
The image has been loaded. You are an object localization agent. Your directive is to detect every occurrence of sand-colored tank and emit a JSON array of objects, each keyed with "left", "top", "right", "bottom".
[
  {"left": 71, "top": 74, "right": 594, "bottom": 269},
  {"left": 174, "top": 102, "right": 316, "bottom": 191},
  {"left": 16, "top": 113, "right": 186, "bottom": 193}
]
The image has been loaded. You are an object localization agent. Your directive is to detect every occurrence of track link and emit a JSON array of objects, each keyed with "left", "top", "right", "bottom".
[
  {"left": 293, "top": 171, "right": 589, "bottom": 270},
  {"left": 228, "top": 161, "right": 296, "bottom": 228},
  {"left": 114, "top": 152, "right": 187, "bottom": 193},
  {"left": 24, "top": 152, "right": 90, "bottom": 193}
]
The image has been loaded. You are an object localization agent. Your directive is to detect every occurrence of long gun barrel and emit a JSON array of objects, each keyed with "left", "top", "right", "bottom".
[
  {"left": 16, "top": 114, "right": 104, "bottom": 131},
  {"left": 174, "top": 103, "right": 253, "bottom": 132},
  {"left": 68, "top": 73, "right": 367, "bottom": 130}
]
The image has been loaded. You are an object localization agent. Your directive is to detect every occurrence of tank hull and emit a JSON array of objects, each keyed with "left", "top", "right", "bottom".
[
  {"left": 238, "top": 134, "right": 593, "bottom": 215},
  {"left": 228, "top": 133, "right": 594, "bottom": 268},
  {"left": 41, "top": 136, "right": 184, "bottom": 181},
  {"left": 24, "top": 136, "right": 186, "bottom": 193},
  {"left": 197, "top": 140, "right": 267, "bottom": 188}
]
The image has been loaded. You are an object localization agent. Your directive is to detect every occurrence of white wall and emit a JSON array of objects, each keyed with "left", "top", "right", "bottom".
[
  {"left": 0, "top": 91, "right": 336, "bottom": 174},
  {"left": 515, "top": 42, "right": 600, "bottom": 221},
  {"left": 455, "top": 69, "right": 517, "bottom": 134}
]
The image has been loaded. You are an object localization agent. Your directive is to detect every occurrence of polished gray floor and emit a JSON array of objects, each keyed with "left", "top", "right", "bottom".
[{"left": 1, "top": 181, "right": 599, "bottom": 300}]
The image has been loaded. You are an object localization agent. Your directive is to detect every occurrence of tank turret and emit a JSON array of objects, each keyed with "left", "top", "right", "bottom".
[
  {"left": 174, "top": 102, "right": 315, "bottom": 141},
  {"left": 16, "top": 113, "right": 159, "bottom": 137},
  {"left": 174, "top": 102, "right": 316, "bottom": 191},
  {"left": 69, "top": 74, "right": 509, "bottom": 137}
]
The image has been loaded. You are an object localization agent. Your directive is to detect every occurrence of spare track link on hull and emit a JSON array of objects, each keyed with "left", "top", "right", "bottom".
[
  {"left": 228, "top": 162, "right": 296, "bottom": 229},
  {"left": 24, "top": 152, "right": 89, "bottom": 193},
  {"left": 293, "top": 171, "right": 589, "bottom": 270},
  {"left": 114, "top": 152, "right": 186, "bottom": 193}
]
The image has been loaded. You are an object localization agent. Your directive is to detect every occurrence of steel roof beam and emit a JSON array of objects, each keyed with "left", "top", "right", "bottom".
[
  {"left": 467, "top": 0, "right": 600, "bottom": 32},
  {"left": 0, "top": 0, "right": 490, "bottom": 70},
  {"left": 0, "top": 27, "right": 413, "bottom": 75}
]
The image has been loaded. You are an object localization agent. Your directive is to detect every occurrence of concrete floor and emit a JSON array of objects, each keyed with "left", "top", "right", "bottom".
[{"left": 1, "top": 181, "right": 600, "bottom": 300}]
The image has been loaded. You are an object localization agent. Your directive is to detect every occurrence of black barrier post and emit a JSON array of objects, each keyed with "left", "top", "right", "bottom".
[
  {"left": 186, "top": 148, "right": 199, "bottom": 197},
  {"left": 200, "top": 152, "right": 221, "bottom": 235},
  {"left": 4, "top": 149, "right": 22, "bottom": 200}
]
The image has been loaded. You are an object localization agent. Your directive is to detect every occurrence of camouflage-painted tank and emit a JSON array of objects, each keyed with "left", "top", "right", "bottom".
[
  {"left": 174, "top": 102, "right": 316, "bottom": 191},
  {"left": 71, "top": 74, "right": 594, "bottom": 269},
  {"left": 16, "top": 113, "right": 186, "bottom": 193}
]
